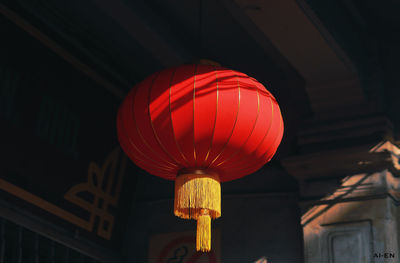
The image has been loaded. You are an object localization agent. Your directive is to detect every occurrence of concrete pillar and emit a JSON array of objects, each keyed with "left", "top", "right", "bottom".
[{"left": 299, "top": 141, "right": 400, "bottom": 262}]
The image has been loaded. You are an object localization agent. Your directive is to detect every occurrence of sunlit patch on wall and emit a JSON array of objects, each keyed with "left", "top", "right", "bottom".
[{"left": 254, "top": 256, "right": 267, "bottom": 263}]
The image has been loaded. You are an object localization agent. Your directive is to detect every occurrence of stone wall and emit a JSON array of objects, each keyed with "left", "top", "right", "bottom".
[{"left": 302, "top": 170, "right": 400, "bottom": 263}]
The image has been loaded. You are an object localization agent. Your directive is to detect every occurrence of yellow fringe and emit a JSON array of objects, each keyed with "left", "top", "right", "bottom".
[
  {"left": 196, "top": 210, "right": 211, "bottom": 252},
  {"left": 174, "top": 171, "right": 221, "bottom": 220}
]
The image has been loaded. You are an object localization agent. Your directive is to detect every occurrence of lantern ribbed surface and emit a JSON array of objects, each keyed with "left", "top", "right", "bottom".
[
  {"left": 117, "top": 64, "right": 284, "bottom": 182},
  {"left": 117, "top": 63, "right": 284, "bottom": 252}
]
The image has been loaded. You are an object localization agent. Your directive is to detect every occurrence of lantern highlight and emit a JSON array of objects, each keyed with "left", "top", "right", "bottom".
[{"left": 117, "top": 63, "right": 284, "bottom": 252}]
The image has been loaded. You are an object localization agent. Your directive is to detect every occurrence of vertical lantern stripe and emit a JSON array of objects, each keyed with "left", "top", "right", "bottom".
[
  {"left": 118, "top": 64, "right": 283, "bottom": 181},
  {"left": 201, "top": 68, "right": 239, "bottom": 168},
  {"left": 202, "top": 66, "right": 219, "bottom": 165},
  {"left": 118, "top": 108, "right": 173, "bottom": 172},
  {"left": 256, "top": 100, "right": 282, "bottom": 158},
  {"left": 169, "top": 68, "right": 190, "bottom": 166},
  {"left": 194, "top": 65, "right": 218, "bottom": 166},
  {"left": 118, "top": 99, "right": 175, "bottom": 176},
  {"left": 219, "top": 97, "right": 275, "bottom": 179},
  {"left": 215, "top": 76, "right": 260, "bottom": 167},
  {"left": 134, "top": 72, "right": 179, "bottom": 168},
  {"left": 125, "top": 81, "right": 178, "bottom": 170},
  {"left": 224, "top": 100, "right": 282, "bottom": 177},
  {"left": 210, "top": 72, "right": 259, "bottom": 174},
  {"left": 148, "top": 69, "right": 181, "bottom": 166},
  {"left": 235, "top": 110, "right": 284, "bottom": 177},
  {"left": 149, "top": 67, "right": 187, "bottom": 166},
  {"left": 170, "top": 65, "right": 197, "bottom": 166},
  {"left": 263, "top": 105, "right": 284, "bottom": 161},
  {"left": 208, "top": 72, "right": 241, "bottom": 168},
  {"left": 217, "top": 81, "right": 275, "bottom": 174},
  {"left": 193, "top": 64, "right": 198, "bottom": 164}
]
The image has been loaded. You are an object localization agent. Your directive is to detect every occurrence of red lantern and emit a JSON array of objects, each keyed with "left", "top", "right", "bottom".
[{"left": 117, "top": 63, "right": 283, "bottom": 252}]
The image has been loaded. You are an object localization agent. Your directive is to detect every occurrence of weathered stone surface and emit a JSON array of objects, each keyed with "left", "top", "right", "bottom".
[{"left": 302, "top": 167, "right": 400, "bottom": 263}]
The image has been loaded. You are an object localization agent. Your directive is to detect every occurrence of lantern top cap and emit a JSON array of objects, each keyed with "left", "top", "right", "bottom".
[{"left": 193, "top": 59, "right": 221, "bottom": 67}]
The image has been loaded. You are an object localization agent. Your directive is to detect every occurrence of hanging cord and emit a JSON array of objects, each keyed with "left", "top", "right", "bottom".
[{"left": 198, "top": 0, "right": 203, "bottom": 57}]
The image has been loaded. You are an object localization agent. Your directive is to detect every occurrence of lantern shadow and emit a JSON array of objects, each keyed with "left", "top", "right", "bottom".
[
  {"left": 301, "top": 173, "right": 372, "bottom": 227},
  {"left": 254, "top": 256, "right": 268, "bottom": 263},
  {"left": 301, "top": 172, "right": 384, "bottom": 262},
  {"left": 147, "top": 68, "right": 276, "bottom": 121},
  {"left": 131, "top": 67, "right": 281, "bottom": 179}
]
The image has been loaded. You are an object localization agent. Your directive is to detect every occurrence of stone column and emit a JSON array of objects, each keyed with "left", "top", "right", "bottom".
[
  {"left": 282, "top": 117, "right": 400, "bottom": 263},
  {"left": 301, "top": 167, "right": 400, "bottom": 263}
]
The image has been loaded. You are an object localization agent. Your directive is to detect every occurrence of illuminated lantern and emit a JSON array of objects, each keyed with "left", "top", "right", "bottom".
[{"left": 117, "top": 62, "right": 284, "bottom": 252}]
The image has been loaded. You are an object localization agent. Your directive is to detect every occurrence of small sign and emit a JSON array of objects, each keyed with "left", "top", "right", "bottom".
[{"left": 149, "top": 230, "right": 221, "bottom": 263}]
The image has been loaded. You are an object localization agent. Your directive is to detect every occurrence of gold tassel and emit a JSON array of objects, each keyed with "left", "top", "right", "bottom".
[
  {"left": 196, "top": 209, "right": 211, "bottom": 252},
  {"left": 174, "top": 170, "right": 221, "bottom": 252},
  {"left": 174, "top": 170, "right": 221, "bottom": 219}
]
